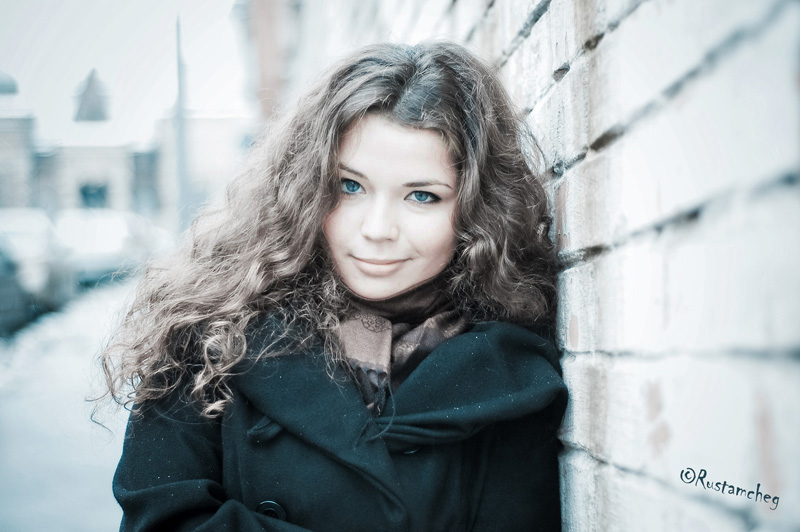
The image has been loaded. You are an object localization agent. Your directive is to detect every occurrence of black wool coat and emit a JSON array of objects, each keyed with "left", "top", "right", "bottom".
[{"left": 113, "top": 320, "right": 569, "bottom": 532}]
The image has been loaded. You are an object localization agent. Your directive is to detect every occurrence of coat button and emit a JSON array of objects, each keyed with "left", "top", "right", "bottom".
[
  {"left": 403, "top": 446, "right": 421, "bottom": 454},
  {"left": 257, "top": 500, "right": 287, "bottom": 520}
]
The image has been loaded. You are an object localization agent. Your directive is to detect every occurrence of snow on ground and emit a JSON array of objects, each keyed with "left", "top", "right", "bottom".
[
  {"left": 0, "top": 280, "right": 136, "bottom": 388},
  {"left": 0, "top": 280, "right": 137, "bottom": 532}
]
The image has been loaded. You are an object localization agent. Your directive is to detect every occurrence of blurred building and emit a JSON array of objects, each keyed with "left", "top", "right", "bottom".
[
  {"left": 0, "top": 70, "right": 34, "bottom": 209},
  {"left": 232, "top": 0, "right": 295, "bottom": 121},
  {"left": 74, "top": 69, "right": 109, "bottom": 122},
  {"left": 0, "top": 55, "right": 257, "bottom": 235}
]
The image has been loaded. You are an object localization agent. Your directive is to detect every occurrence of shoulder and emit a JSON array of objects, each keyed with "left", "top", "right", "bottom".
[
  {"left": 243, "top": 310, "right": 323, "bottom": 359},
  {"left": 457, "top": 320, "right": 562, "bottom": 375}
]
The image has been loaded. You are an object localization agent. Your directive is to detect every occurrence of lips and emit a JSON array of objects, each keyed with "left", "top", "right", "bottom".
[
  {"left": 350, "top": 256, "right": 408, "bottom": 277},
  {"left": 354, "top": 257, "right": 406, "bottom": 265}
]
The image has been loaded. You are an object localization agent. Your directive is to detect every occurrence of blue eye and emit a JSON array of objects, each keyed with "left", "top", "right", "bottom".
[
  {"left": 340, "top": 178, "right": 363, "bottom": 195},
  {"left": 409, "top": 191, "right": 440, "bottom": 204}
]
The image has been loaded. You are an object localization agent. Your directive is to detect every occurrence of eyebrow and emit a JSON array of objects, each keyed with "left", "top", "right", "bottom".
[{"left": 338, "top": 163, "right": 453, "bottom": 189}]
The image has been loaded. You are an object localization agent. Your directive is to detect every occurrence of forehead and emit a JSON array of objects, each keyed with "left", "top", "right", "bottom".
[{"left": 339, "top": 114, "right": 457, "bottom": 185}]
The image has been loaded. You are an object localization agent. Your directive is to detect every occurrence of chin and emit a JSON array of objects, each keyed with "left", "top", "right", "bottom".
[
  {"left": 346, "top": 279, "right": 410, "bottom": 300},
  {"left": 351, "top": 286, "right": 404, "bottom": 300}
]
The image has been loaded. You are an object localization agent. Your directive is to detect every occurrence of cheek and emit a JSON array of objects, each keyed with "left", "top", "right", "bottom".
[
  {"left": 322, "top": 210, "right": 345, "bottom": 254},
  {"left": 409, "top": 213, "right": 456, "bottom": 258}
]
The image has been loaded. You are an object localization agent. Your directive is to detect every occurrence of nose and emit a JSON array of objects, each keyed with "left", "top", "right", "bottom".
[{"left": 360, "top": 198, "right": 399, "bottom": 241}]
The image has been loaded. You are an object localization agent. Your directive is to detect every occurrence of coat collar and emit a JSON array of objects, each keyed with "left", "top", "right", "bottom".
[
  {"left": 232, "top": 339, "right": 389, "bottom": 460},
  {"left": 231, "top": 319, "right": 409, "bottom": 525},
  {"left": 373, "top": 321, "right": 567, "bottom": 448},
  {"left": 232, "top": 317, "right": 566, "bottom": 512}
]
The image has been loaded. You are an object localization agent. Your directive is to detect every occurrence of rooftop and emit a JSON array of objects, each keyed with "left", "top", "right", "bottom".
[{"left": 0, "top": 70, "right": 18, "bottom": 95}]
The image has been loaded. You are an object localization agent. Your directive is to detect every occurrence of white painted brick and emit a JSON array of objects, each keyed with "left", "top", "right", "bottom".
[
  {"left": 663, "top": 186, "right": 800, "bottom": 352},
  {"left": 559, "top": 353, "right": 614, "bottom": 458},
  {"left": 554, "top": 5, "right": 800, "bottom": 254},
  {"left": 557, "top": 235, "right": 666, "bottom": 354},
  {"left": 561, "top": 354, "right": 651, "bottom": 469},
  {"left": 561, "top": 450, "right": 607, "bottom": 532},
  {"left": 528, "top": 0, "right": 783, "bottom": 167},
  {"left": 470, "top": 0, "right": 550, "bottom": 68},
  {"left": 465, "top": 3, "right": 501, "bottom": 59},
  {"left": 556, "top": 260, "right": 598, "bottom": 353},
  {"left": 560, "top": 182, "right": 800, "bottom": 354},
  {"left": 441, "top": 0, "right": 492, "bottom": 43},
  {"left": 553, "top": 147, "right": 659, "bottom": 252},
  {"left": 498, "top": 0, "right": 550, "bottom": 49},
  {"left": 503, "top": 0, "right": 640, "bottom": 111},
  {"left": 598, "top": 0, "right": 646, "bottom": 31},
  {"left": 526, "top": 61, "right": 591, "bottom": 168},
  {"left": 585, "top": 0, "right": 774, "bottom": 142},
  {"left": 561, "top": 354, "right": 800, "bottom": 524},
  {"left": 659, "top": 357, "right": 800, "bottom": 526},
  {"left": 654, "top": 6, "right": 799, "bottom": 221},
  {"left": 561, "top": 450, "right": 751, "bottom": 532},
  {"left": 595, "top": 237, "right": 666, "bottom": 352},
  {"left": 501, "top": 0, "right": 559, "bottom": 109}
]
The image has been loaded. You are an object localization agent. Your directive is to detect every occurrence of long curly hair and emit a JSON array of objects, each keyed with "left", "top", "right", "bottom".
[{"left": 100, "top": 40, "right": 557, "bottom": 417}]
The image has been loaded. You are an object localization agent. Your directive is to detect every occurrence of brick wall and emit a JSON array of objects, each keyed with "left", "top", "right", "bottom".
[{"left": 281, "top": 1, "right": 800, "bottom": 529}]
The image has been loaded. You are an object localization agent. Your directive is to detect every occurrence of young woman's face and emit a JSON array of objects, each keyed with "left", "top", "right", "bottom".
[{"left": 323, "top": 114, "right": 458, "bottom": 300}]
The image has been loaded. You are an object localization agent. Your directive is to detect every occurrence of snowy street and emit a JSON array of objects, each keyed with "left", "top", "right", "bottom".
[{"left": 0, "top": 281, "right": 135, "bottom": 532}]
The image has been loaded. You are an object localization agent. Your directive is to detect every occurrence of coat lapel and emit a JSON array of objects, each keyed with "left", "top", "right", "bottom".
[
  {"left": 231, "top": 339, "right": 407, "bottom": 514},
  {"left": 374, "top": 321, "right": 568, "bottom": 448}
]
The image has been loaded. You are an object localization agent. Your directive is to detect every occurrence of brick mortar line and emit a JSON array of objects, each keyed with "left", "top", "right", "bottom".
[
  {"left": 464, "top": 0, "right": 497, "bottom": 45},
  {"left": 555, "top": 170, "right": 800, "bottom": 271},
  {"left": 433, "top": 0, "right": 498, "bottom": 40},
  {"left": 517, "top": 0, "right": 651, "bottom": 114},
  {"left": 559, "top": 348, "right": 800, "bottom": 363},
  {"left": 531, "top": 0, "right": 790, "bottom": 184},
  {"left": 586, "top": 0, "right": 793, "bottom": 155},
  {"left": 496, "top": 0, "right": 552, "bottom": 67},
  {"left": 558, "top": 444, "right": 760, "bottom": 529}
]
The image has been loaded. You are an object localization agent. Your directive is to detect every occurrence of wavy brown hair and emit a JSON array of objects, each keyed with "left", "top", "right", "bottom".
[{"left": 100, "top": 41, "right": 557, "bottom": 417}]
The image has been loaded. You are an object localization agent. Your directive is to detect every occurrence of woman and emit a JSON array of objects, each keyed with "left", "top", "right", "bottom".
[{"left": 103, "top": 41, "right": 568, "bottom": 531}]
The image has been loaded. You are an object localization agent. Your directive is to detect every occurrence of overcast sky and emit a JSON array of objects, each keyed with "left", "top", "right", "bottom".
[{"left": 0, "top": 0, "right": 253, "bottom": 147}]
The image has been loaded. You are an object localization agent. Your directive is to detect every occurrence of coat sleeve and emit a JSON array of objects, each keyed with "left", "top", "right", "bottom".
[{"left": 113, "top": 394, "right": 312, "bottom": 532}]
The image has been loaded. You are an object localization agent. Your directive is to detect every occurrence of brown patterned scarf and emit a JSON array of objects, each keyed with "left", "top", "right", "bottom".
[{"left": 336, "top": 274, "right": 471, "bottom": 415}]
